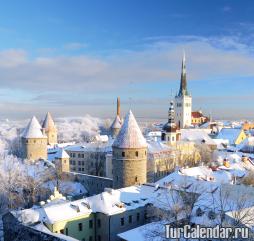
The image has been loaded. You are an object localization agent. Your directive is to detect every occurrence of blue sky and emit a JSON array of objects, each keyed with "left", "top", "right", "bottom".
[{"left": 0, "top": 0, "right": 254, "bottom": 120}]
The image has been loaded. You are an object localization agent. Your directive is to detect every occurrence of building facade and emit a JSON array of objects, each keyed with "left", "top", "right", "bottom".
[
  {"left": 191, "top": 110, "right": 209, "bottom": 126},
  {"left": 174, "top": 52, "right": 192, "bottom": 129}
]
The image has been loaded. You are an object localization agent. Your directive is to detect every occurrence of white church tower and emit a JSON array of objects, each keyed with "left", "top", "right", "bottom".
[{"left": 174, "top": 52, "right": 192, "bottom": 128}]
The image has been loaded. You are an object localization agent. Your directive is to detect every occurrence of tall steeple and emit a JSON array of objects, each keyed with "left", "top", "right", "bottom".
[{"left": 178, "top": 51, "right": 188, "bottom": 97}]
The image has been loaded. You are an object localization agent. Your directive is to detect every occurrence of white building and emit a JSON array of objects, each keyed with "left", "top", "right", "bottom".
[{"left": 174, "top": 52, "right": 192, "bottom": 129}]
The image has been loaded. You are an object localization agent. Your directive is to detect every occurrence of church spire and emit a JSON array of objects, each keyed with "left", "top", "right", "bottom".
[{"left": 178, "top": 51, "right": 188, "bottom": 96}]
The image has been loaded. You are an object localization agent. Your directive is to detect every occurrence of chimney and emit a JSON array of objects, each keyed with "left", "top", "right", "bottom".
[{"left": 117, "top": 97, "right": 120, "bottom": 116}]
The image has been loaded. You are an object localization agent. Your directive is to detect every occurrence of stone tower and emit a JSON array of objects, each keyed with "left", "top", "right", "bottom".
[
  {"left": 21, "top": 116, "right": 47, "bottom": 161},
  {"left": 54, "top": 148, "right": 70, "bottom": 173},
  {"left": 110, "top": 97, "right": 122, "bottom": 138},
  {"left": 42, "top": 112, "right": 58, "bottom": 145},
  {"left": 174, "top": 52, "right": 192, "bottom": 128},
  {"left": 112, "top": 110, "right": 147, "bottom": 189},
  {"left": 162, "top": 101, "right": 177, "bottom": 145}
]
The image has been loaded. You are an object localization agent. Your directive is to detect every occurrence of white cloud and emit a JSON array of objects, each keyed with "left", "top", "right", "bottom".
[{"left": 0, "top": 35, "right": 253, "bottom": 118}]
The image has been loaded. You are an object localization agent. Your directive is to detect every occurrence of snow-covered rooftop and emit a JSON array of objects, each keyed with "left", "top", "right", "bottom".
[
  {"left": 16, "top": 184, "right": 184, "bottom": 225},
  {"left": 180, "top": 129, "right": 216, "bottom": 146},
  {"left": 21, "top": 116, "right": 47, "bottom": 139},
  {"left": 113, "top": 110, "right": 147, "bottom": 149},
  {"left": 110, "top": 115, "right": 122, "bottom": 129},
  {"left": 55, "top": 148, "right": 69, "bottom": 159},
  {"left": 216, "top": 128, "right": 244, "bottom": 145}
]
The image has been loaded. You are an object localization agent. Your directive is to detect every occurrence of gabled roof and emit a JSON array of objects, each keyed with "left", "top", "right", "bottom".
[
  {"left": 42, "top": 112, "right": 57, "bottom": 131},
  {"left": 110, "top": 115, "right": 122, "bottom": 129},
  {"left": 192, "top": 111, "right": 203, "bottom": 118},
  {"left": 112, "top": 110, "right": 147, "bottom": 149},
  {"left": 216, "top": 128, "right": 243, "bottom": 145},
  {"left": 21, "top": 116, "right": 46, "bottom": 139}
]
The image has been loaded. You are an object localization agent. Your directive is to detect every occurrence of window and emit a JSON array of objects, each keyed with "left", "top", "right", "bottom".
[
  {"left": 135, "top": 176, "right": 138, "bottom": 182},
  {"left": 135, "top": 151, "right": 138, "bottom": 157},
  {"left": 65, "top": 228, "right": 68, "bottom": 235},
  {"left": 120, "top": 217, "right": 124, "bottom": 226},
  {"left": 137, "top": 213, "right": 140, "bottom": 221},
  {"left": 172, "top": 136, "right": 175, "bottom": 141},
  {"left": 129, "top": 215, "right": 132, "bottom": 223},
  {"left": 60, "top": 229, "right": 64, "bottom": 234},
  {"left": 122, "top": 152, "right": 125, "bottom": 157},
  {"left": 97, "top": 219, "right": 101, "bottom": 228},
  {"left": 78, "top": 168, "right": 81, "bottom": 171},
  {"left": 89, "top": 220, "right": 93, "bottom": 229},
  {"left": 78, "top": 223, "right": 83, "bottom": 231},
  {"left": 82, "top": 168, "right": 84, "bottom": 171},
  {"left": 78, "top": 161, "right": 81, "bottom": 165}
]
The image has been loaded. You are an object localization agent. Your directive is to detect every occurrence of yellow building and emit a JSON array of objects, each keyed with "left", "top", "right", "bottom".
[
  {"left": 42, "top": 112, "right": 58, "bottom": 146},
  {"left": 191, "top": 110, "right": 209, "bottom": 126},
  {"left": 21, "top": 116, "right": 47, "bottom": 161},
  {"left": 216, "top": 128, "right": 247, "bottom": 145}
]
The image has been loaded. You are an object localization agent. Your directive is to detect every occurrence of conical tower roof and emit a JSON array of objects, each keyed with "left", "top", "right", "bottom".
[
  {"left": 42, "top": 112, "right": 57, "bottom": 131},
  {"left": 21, "top": 116, "right": 46, "bottom": 139},
  {"left": 113, "top": 110, "right": 147, "bottom": 149},
  {"left": 110, "top": 115, "right": 122, "bottom": 129}
]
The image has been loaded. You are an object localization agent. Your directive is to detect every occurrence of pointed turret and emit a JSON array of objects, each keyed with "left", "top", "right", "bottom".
[
  {"left": 21, "top": 116, "right": 45, "bottom": 138},
  {"left": 21, "top": 116, "right": 47, "bottom": 161},
  {"left": 110, "top": 97, "right": 122, "bottom": 138},
  {"left": 113, "top": 110, "right": 147, "bottom": 149},
  {"left": 112, "top": 110, "right": 147, "bottom": 188},
  {"left": 42, "top": 112, "right": 58, "bottom": 145},
  {"left": 178, "top": 51, "right": 188, "bottom": 97}
]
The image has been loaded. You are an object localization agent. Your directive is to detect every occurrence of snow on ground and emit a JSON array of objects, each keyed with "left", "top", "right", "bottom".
[{"left": 44, "top": 180, "right": 87, "bottom": 197}]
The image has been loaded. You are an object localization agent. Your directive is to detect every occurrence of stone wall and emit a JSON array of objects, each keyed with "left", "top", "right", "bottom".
[
  {"left": 21, "top": 137, "right": 47, "bottom": 161},
  {"left": 46, "top": 130, "right": 58, "bottom": 145},
  {"left": 112, "top": 147, "right": 147, "bottom": 189},
  {"left": 66, "top": 172, "right": 113, "bottom": 195}
]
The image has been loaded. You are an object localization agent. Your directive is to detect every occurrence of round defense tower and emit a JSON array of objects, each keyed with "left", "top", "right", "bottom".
[{"left": 112, "top": 110, "right": 147, "bottom": 189}]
